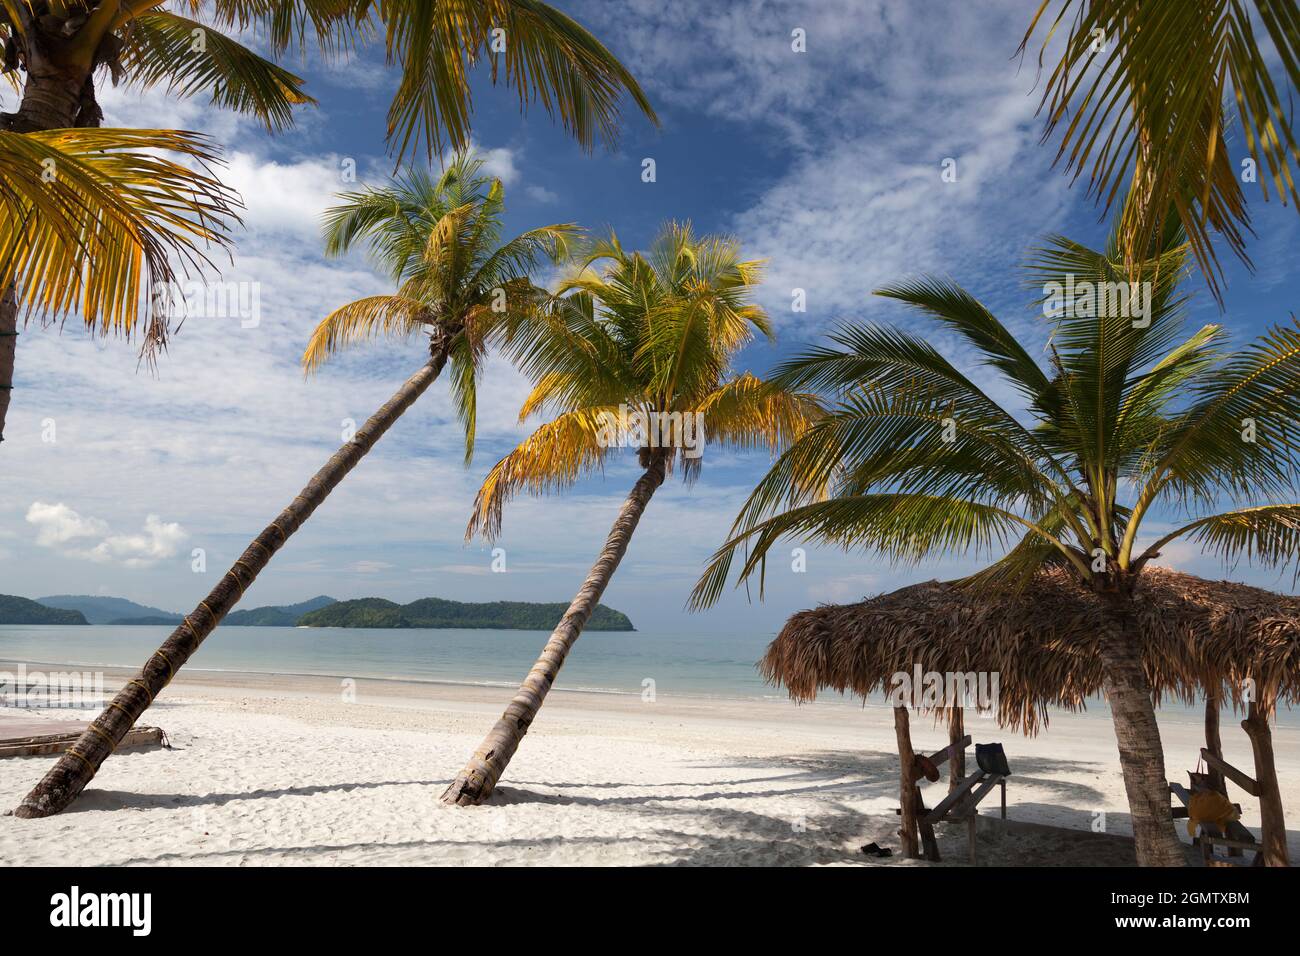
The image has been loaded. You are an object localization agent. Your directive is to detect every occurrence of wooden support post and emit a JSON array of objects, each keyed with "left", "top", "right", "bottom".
[
  {"left": 1204, "top": 694, "right": 1226, "bottom": 796},
  {"left": 948, "top": 707, "right": 965, "bottom": 795},
  {"left": 894, "top": 704, "right": 920, "bottom": 860},
  {"left": 1241, "top": 699, "right": 1289, "bottom": 867}
]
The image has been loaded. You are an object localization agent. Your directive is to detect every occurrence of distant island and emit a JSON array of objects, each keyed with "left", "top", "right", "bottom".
[
  {"left": 223, "top": 596, "right": 338, "bottom": 627},
  {"left": 38, "top": 594, "right": 180, "bottom": 625},
  {"left": 0, "top": 595, "right": 89, "bottom": 625},
  {"left": 298, "top": 597, "right": 634, "bottom": 631},
  {"left": 8, "top": 593, "right": 633, "bottom": 631}
]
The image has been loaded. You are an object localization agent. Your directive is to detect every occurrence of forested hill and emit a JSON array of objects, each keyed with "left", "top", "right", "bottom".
[
  {"left": 297, "top": 597, "right": 634, "bottom": 631},
  {"left": 0, "top": 595, "right": 89, "bottom": 625}
]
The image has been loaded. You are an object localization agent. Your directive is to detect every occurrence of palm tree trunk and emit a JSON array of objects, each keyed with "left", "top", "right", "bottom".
[
  {"left": 13, "top": 355, "right": 446, "bottom": 818},
  {"left": 1098, "top": 598, "right": 1187, "bottom": 866},
  {"left": 441, "top": 454, "right": 669, "bottom": 806},
  {"left": 0, "top": 284, "right": 16, "bottom": 444},
  {"left": 0, "top": 49, "right": 96, "bottom": 445}
]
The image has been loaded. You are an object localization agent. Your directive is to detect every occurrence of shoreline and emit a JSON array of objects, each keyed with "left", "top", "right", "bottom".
[
  {"left": 0, "top": 656, "right": 1271, "bottom": 728},
  {"left": 2, "top": 664, "right": 1296, "bottom": 865}
]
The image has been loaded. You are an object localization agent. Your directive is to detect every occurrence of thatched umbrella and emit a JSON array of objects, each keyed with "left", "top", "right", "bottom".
[{"left": 764, "top": 566, "right": 1300, "bottom": 864}]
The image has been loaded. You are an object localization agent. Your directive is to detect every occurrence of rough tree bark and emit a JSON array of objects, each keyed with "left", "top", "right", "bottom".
[
  {"left": 893, "top": 704, "right": 920, "bottom": 859},
  {"left": 0, "top": 31, "right": 96, "bottom": 442},
  {"left": 1204, "top": 694, "right": 1226, "bottom": 796},
  {"left": 0, "top": 285, "right": 15, "bottom": 444},
  {"left": 1098, "top": 597, "right": 1187, "bottom": 866},
  {"left": 1241, "top": 699, "right": 1289, "bottom": 867},
  {"left": 14, "top": 353, "right": 447, "bottom": 817},
  {"left": 948, "top": 706, "right": 965, "bottom": 794},
  {"left": 441, "top": 452, "right": 669, "bottom": 806}
]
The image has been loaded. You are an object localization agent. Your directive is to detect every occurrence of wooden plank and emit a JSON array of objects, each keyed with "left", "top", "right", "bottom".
[
  {"left": 926, "top": 734, "right": 971, "bottom": 770},
  {"left": 0, "top": 726, "right": 164, "bottom": 758},
  {"left": 1201, "top": 835, "right": 1262, "bottom": 852},
  {"left": 1200, "top": 748, "right": 1260, "bottom": 797},
  {"left": 922, "top": 770, "right": 985, "bottom": 825},
  {"left": 967, "top": 774, "right": 1004, "bottom": 809}
]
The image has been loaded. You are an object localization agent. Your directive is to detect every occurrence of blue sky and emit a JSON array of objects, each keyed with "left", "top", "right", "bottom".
[{"left": 2, "top": 0, "right": 1297, "bottom": 632}]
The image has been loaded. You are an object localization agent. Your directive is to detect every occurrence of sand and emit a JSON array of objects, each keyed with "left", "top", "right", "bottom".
[{"left": 1, "top": 666, "right": 1296, "bottom": 866}]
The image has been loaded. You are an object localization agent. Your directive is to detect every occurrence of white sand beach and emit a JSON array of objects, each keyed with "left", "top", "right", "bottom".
[{"left": 2, "top": 668, "right": 1297, "bottom": 866}]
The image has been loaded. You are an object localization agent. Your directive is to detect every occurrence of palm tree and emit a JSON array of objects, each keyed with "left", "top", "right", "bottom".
[
  {"left": 440, "top": 222, "right": 820, "bottom": 805},
  {"left": 1019, "top": 0, "right": 1300, "bottom": 300},
  {"left": 690, "top": 217, "right": 1300, "bottom": 866},
  {"left": 0, "top": 0, "right": 657, "bottom": 440},
  {"left": 14, "top": 154, "right": 579, "bottom": 817},
  {"left": 0, "top": 126, "right": 239, "bottom": 442}
]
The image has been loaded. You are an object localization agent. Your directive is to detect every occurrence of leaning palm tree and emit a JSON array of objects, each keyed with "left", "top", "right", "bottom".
[
  {"left": 15, "top": 154, "right": 579, "bottom": 817},
  {"left": 440, "top": 222, "right": 820, "bottom": 805},
  {"left": 1020, "top": 0, "right": 1300, "bottom": 300},
  {"left": 690, "top": 215, "right": 1300, "bottom": 866},
  {"left": 0, "top": 0, "right": 657, "bottom": 440}
]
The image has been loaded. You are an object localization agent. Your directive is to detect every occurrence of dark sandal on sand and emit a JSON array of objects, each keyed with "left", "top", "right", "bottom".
[{"left": 859, "top": 842, "right": 893, "bottom": 858}]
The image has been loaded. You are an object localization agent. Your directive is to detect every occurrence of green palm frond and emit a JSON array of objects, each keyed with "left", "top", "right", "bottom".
[
  {"left": 875, "top": 277, "right": 1052, "bottom": 400},
  {"left": 305, "top": 152, "right": 573, "bottom": 460},
  {"left": 1020, "top": 0, "right": 1300, "bottom": 298},
  {"left": 121, "top": 11, "right": 314, "bottom": 131},
  {"left": 690, "top": 494, "right": 1065, "bottom": 610},
  {"left": 0, "top": 127, "right": 239, "bottom": 353},
  {"left": 1117, "top": 319, "right": 1300, "bottom": 562},
  {"left": 469, "top": 221, "right": 812, "bottom": 540},
  {"left": 377, "top": 0, "right": 658, "bottom": 159},
  {"left": 693, "top": 210, "right": 1300, "bottom": 609},
  {"left": 1136, "top": 504, "right": 1300, "bottom": 580}
]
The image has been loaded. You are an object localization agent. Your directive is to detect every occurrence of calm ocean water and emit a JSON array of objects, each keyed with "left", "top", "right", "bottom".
[
  {"left": 2, "top": 624, "right": 1293, "bottom": 725},
  {"left": 0, "top": 624, "right": 785, "bottom": 701}
]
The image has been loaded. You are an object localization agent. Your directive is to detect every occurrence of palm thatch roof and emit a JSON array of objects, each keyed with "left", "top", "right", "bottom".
[{"left": 763, "top": 566, "right": 1300, "bottom": 734}]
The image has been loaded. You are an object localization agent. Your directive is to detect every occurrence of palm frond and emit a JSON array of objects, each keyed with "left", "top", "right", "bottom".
[
  {"left": 466, "top": 407, "right": 614, "bottom": 540},
  {"left": 0, "top": 127, "right": 239, "bottom": 354},
  {"left": 301, "top": 294, "right": 428, "bottom": 373},
  {"left": 378, "top": 0, "right": 658, "bottom": 159},
  {"left": 1020, "top": 0, "right": 1300, "bottom": 298},
  {"left": 121, "top": 12, "right": 314, "bottom": 131},
  {"left": 1136, "top": 504, "right": 1300, "bottom": 582}
]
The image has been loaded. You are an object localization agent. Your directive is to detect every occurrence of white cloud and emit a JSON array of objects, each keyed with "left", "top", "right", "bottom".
[
  {"left": 26, "top": 502, "right": 108, "bottom": 547},
  {"left": 87, "top": 515, "right": 188, "bottom": 568},
  {"left": 26, "top": 503, "right": 185, "bottom": 568},
  {"left": 525, "top": 184, "right": 559, "bottom": 204}
]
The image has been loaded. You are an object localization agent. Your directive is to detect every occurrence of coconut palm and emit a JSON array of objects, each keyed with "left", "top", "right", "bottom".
[
  {"left": 1019, "top": 0, "right": 1300, "bottom": 300},
  {"left": 15, "top": 153, "right": 579, "bottom": 817},
  {"left": 0, "top": 0, "right": 319, "bottom": 441},
  {"left": 690, "top": 216, "right": 1300, "bottom": 866},
  {"left": 0, "top": 126, "right": 239, "bottom": 441},
  {"left": 440, "top": 222, "right": 820, "bottom": 805},
  {"left": 0, "top": 0, "right": 657, "bottom": 440}
]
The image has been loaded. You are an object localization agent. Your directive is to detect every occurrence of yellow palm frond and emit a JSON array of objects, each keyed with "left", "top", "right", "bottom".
[
  {"left": 466, "top": 407, "right": 615, "bottom": 539},
  {"left": 0, "top": 127, "right": 240, "bottom": 352},
  {"left": 696, "top": 373, "right": 823, "bottom": 454},
  {"left": 301, "top": 294, "right": 430, "bottom": 374}
]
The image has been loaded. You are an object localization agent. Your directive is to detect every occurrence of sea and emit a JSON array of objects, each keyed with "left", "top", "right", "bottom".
[{"left": 1, "top": 623, "right": 1294, "bottom": 726}]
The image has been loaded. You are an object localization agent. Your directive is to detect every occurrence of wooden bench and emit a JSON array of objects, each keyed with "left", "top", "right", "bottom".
[
  {"left": 1170, "top": 763, "right": 1264, "bottom": 867},
  {"left": 897, "top": 735, "right": 1009, "bottom": 864}
]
